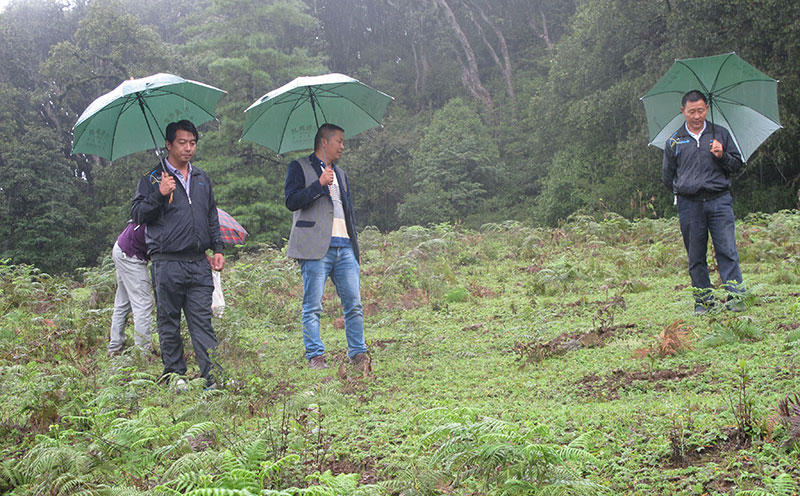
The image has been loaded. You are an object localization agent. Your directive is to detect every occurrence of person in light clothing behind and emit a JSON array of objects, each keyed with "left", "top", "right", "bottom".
[{"left": 108, "top": 221, "right": 154, "bottom": 356}]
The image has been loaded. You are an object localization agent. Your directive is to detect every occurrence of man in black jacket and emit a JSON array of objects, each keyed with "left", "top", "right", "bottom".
[
  {"left": 131, "top": 120, "right": 224, "bottom": 387},
  {"left": 662, "top": 90, "right": 745, "bottom": 314}
]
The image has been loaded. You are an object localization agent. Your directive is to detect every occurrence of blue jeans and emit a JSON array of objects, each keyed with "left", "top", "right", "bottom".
[
  {"left": 677, "top": 192, "right": 744, "bottom": 304},
  {"left": 300, "top": 246, "right": 367, "bottom": 360}
]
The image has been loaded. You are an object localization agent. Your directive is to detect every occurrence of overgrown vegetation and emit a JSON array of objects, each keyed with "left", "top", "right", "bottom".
[{"left": 2, "top": 211, "right": 800, "bottom": 494}]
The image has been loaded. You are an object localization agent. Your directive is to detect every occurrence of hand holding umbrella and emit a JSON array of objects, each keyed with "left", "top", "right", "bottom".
[
  {"left": 158, "top": 170, "right": 177, "bottom": 198},
  {"left": 319, "top": 163, "right": 334, "bottom": 192},
  {"left": 710, "top": 139, "right": 724, "bottom": 159}
]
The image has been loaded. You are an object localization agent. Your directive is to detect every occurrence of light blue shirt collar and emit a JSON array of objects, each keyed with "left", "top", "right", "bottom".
[{"left": 164, "top": 158, "right": 192, "bottom": 197}]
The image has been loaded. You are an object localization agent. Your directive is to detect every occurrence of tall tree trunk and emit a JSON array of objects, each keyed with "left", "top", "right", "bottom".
[
  {"left": 411, "top": 33, "right": 430, "bottom": 106},
  {"left": 431, "top": 0, "right": 494, "bottom": 112},
  {"left": 528, "top": 4, "right": 553, "bottom": 50},
  {"left": 468, "top": 2, "right": 516, "bottom": 110}
]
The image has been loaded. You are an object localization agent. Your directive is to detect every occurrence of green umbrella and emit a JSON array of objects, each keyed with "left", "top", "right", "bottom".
[
  {"left": 72, "top": 73, "right": 226, "bottom": 161},
  {"left": 641, "top": 53, "right": 781, "bottom": 162},
  {"left": 241, "top": 73, "right": 393, "bottom": 154}
]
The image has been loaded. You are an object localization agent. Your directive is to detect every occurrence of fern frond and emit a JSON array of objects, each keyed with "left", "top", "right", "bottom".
[
  {"left": 410, "top": 406, "right": 477, "bottom": 426},
  {"left": 240, "top": 438, "right": 268, "bottom": 470},
  {"left": 557, "top": 446, "right": 599, "bottom": 465},
  {"left": 307, "top": 470, "right": 359, "bottom": 491},
  {"left": 103, "top": 486, "right": 151, "bottom": 496},
  {"left": 185, "top": 421, "right": 219, "bottom": 438},
  {"left": 51, "top": 472, "right": 91, "bottom": 496},
  {"left": 767, "top": 473, "right": 798, "bottom": 496},
  {"left": 528, "top": 423, "right": 552, "bottom": 439},
  {"left": 0, "top": 457, "right": 29, "bottom": 488},
  {"left": 520, "top": 443, "right": 562, "bottom": 465},
  {"left": 165, "top": 471, "right": 204, "bottom": 493},
  {"left": 467, "top": 443, "right": 521, "bottom": 469},
  {"left": 565, "top": 431, "right": 596, "bottom": 451},
  {"left": 738, "top": 473, "right": 799, "bottom": 496},
  {"left": 219, "top": 449, "right": 244, "bottom": 473},
  {"left": 183, "top": 488, "right": 259, "bottom": 496},
  {"left": 163, "top": 453, "right": 206, "bottom": 479},
  {"left": 129, "top": 378, "right": 159, "bottom": 388},
  {"left": 152, "top": 484, "right": 183, "bottom": 495},
  {"left": 62, "top": 414, "right": 94, "bottom": 430},
  {"left": 260, "top": 454, "right": 301, "bottom": 479},
  {"left": 216, "top": 468, "right": 259, "bottom": 490},
  {"left": 23, "top": 444, "right": 91, "bottom": 479}
]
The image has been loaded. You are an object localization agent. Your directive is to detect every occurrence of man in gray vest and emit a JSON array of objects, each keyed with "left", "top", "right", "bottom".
[{"left": 284, "top": 123, "right": 369, "bottom": 370}]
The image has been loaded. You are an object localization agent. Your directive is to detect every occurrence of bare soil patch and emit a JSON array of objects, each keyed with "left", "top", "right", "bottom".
[
  {"left": 579, "top": 365, "right": 707, "bottom": 401},
  {"left": 513, "top": 323, "right": 635, "bottom": 366}
]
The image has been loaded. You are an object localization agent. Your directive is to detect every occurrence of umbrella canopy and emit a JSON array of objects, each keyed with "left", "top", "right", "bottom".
[
  {"left": 641, "top": 53, "right": 781, "bottom": 162},
  {"left": 217, "top": 207, "right": 248, "bottom": 245},
  {"left": 241, "top": 73, "right": 393, "bottom": 154},
  {"left": 72, "top": 73, "right": 226, "bottom": 161}
]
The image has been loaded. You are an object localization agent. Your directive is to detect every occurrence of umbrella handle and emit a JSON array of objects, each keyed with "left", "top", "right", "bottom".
[{"left": 157, "top": 156, "right": 174, "bottom": 204}]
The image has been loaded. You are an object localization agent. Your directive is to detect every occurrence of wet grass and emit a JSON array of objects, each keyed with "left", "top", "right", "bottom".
[{"left": 2, "top": 212, "right": 800, "bottom": 494}]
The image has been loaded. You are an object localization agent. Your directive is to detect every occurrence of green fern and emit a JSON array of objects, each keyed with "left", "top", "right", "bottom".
[
  {"left": 103, "top": 487, "right": 151, "bottom": 496},
  {"left": 736, "top": 473, "right": 798, "bottom": 496},
  {"left": 409, "top": 412, "right": 603, "bottom": 495}
]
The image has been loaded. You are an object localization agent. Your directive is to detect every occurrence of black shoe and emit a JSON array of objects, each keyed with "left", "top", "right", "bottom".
[{"left": 726, "top": 299, "right": 745, "bottom": 312}]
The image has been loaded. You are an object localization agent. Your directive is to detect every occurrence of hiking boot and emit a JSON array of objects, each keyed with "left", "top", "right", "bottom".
[
  {"left": 107, "top": 348, "right": 123, "bottom": 358},
  {"left": 308, "top": 355, "right": 329, "bottom": 370}
]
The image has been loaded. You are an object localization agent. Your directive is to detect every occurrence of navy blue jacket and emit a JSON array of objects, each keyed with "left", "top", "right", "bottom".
[
  {"left": 131, "top": 163, "right": 223, "bottom": 259},
  {"left": 662, "top": 121, "right": 743, "bottom": 198}
]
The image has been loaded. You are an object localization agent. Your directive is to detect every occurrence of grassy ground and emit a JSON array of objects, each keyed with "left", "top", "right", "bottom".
[{"left": 1, "top": 211, "right": 800, "bottom": 495}]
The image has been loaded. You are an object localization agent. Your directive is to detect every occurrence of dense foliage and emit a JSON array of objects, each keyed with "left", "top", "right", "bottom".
[
  {"left": 2, "top": 211, "right": 800, "bottom": 493},
  {"left": 1, "top": 0, "right": 799, "bottom": 272}
]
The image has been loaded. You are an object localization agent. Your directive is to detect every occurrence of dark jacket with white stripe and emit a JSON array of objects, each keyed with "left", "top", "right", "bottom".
[
  {"left": 131, "top": 163, "right": 223, "bottom": 260},
  {"left": 662, "top": 121, "right": 743, "bottom": 200}
]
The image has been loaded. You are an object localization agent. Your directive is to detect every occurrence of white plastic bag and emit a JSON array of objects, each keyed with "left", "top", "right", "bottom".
[{"left": 211, "top": 270, "right": 225, "bottom": 317}]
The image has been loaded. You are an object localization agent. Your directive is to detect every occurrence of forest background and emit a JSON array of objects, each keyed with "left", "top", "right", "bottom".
[{"left": 1, "top": 0, "right": 799, "bottom": 275}]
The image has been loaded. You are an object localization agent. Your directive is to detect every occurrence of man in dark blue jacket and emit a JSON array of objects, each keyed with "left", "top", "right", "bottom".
[
  {"left": 662, "top": 90, "right": 745, "bottom": 314},
  {"left": 131, "top": 120, "right": 224, "bottom": 388}
]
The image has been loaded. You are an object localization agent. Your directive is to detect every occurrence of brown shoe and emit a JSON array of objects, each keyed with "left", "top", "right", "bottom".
[
  {"left": 350, "top": 353, "right": 372, "bottom": 373},
  {"left": 309, "top": 355, "right": 329, "bottom": 369}
]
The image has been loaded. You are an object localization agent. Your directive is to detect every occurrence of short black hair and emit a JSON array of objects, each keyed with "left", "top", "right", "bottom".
[
  {"left": 165, "top": 120, "right": 198, "bottom": 143},
  {"left": 314, "top": 123, "right": 345, "bottom": 151},
  {"left": 682, "top": 90, "right": 707, "bottom": 107}
]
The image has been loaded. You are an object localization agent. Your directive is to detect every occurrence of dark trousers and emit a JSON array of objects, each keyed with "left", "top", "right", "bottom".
[
  {"left": 151, "top": 259, "right": 220, "bottom": 382},
  {"left": 677, "top": 192, "right": 744, "bottom": 303}
]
